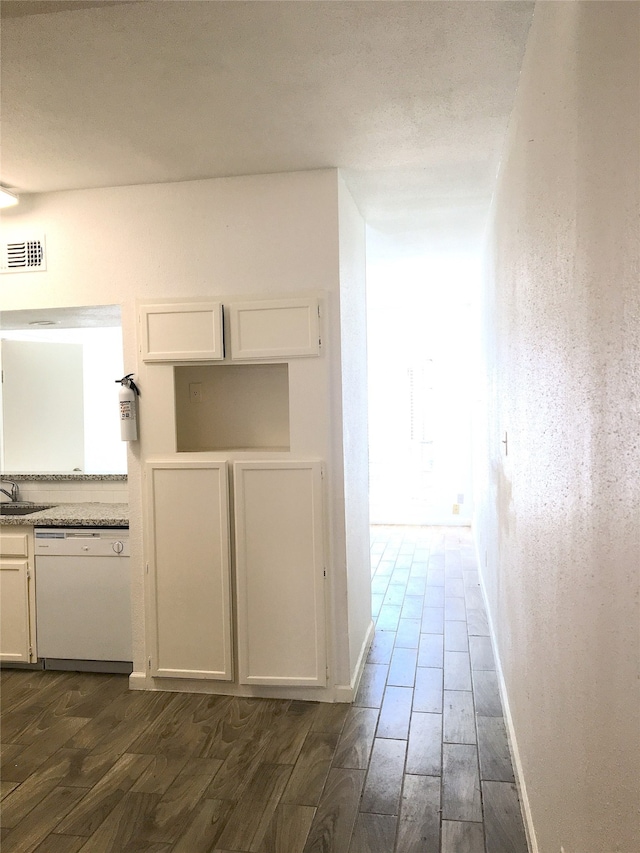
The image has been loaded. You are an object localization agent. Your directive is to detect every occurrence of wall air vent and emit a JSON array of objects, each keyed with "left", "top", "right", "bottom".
[{"left": 0, "top": 235, "right": 47, "bottom": 273}]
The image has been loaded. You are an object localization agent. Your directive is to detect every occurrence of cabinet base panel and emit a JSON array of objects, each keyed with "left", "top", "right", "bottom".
[
  {"left": 42, "top": 658, "right": 134, "bottom": 674},
  {"left": 129, "top": 671, "right": 352, "bottom": 703},
  {"left": 1, "top": 659, "right": 44, "bottom": 671}
]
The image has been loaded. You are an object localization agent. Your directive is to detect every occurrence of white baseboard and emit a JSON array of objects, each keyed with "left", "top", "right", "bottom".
[
  {"left": 473, "top": 537, "right": 539, "bottom": 853},
  {"left": 128, "top": 671, "right": 149, "bottom": 690},
  {"left": 335, "top": 619, "right": 375, "bottom": 703},
  {"left": 333, "top": 683, "right": 355, "bottom": 703}
]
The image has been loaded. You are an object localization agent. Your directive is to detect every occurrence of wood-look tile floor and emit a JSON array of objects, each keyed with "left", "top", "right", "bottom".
[{"left": 0, "top": 525, "right": 529, "bottom": 853}]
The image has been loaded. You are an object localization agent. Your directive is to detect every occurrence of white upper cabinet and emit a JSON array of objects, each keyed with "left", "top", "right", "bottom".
[
  {"left": 139, "top": 297, "right": 320, "bottom": 363},
  {"left": 140, "top": 302, "right": 224, "bottom": 362},
  {"left": 228, "top": 297, "right": 320, "bottom": 360}
]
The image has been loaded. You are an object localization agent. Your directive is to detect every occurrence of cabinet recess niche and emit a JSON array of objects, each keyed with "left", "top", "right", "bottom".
[{"left": 175, "top": 363, "right": 290, "bottom": 452}]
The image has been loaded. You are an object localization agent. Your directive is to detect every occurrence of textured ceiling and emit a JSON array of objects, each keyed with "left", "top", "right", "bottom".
[{"left": 0, "top": 0, "right": 535, "bottom": 247}]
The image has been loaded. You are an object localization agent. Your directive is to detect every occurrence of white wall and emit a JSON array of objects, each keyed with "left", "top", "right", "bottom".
[
  {"left": 0, "top": 169, "right": 365, "bottom": 691},
  {"left": 475, "top": 3, "right": 640, "bottom": 851},
  {"left": 337, "top": 174, "right": 372, "bottom": 680}
]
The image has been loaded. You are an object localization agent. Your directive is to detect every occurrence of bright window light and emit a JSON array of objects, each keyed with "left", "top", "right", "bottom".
[{"left": 0, "top": 188, "right": 19, "bottom": 208}]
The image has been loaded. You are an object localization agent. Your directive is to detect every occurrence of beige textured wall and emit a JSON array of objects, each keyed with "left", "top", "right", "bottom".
[{"left": 475, "top": 3, "right": 640, "bottom": 851}]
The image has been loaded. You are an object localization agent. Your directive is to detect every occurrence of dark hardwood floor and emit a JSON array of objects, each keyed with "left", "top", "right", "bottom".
[{"left": 1, "top": 526, "right": 529, "bottom": 852}]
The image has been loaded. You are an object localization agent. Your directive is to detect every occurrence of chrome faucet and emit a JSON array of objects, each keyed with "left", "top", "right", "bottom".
[{"left": 0, "top": 480, "right": 19, "bottom": 502}]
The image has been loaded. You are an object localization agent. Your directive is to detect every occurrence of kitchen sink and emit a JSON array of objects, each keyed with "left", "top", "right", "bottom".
[{"left": 0, "top": 503, "right": 54, "bottom": 516}]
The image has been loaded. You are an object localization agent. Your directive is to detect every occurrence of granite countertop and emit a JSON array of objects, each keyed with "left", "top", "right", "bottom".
[
  {"left": 0, "top": 503, "right": 129, "bottom": 528},
  {"left": 3, "top": 474, "right": 127, "bottom": 482}
]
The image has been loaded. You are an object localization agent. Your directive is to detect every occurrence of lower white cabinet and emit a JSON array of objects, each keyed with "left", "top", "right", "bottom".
[
  {"left": 0, "top": 526, "right": 37, "bottom": 664},
  {"left": 146, "top": 458, "right": 326, "bottom": 688},
  {"left": 234, "top": 460, "right": 326, "bottom": 687},
  {"left": 146, "top": 461, "right": 233, "bottom": 680}
]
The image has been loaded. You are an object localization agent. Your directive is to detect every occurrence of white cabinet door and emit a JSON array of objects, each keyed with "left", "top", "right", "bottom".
[
  {"left": 140, "top": 302, "right": 224, "bottom": 362},
  {"left": 147, "top": 461, "right": 232, "bottom": 679},
  {"left": 228, "top": 298, "right": 320, "bottom": 359},
  {"left": 0, "top": 528, "right": 35, "bottom": 664},
  {"left": 233, "top": 460, "right": 326, "bottom": 687}
]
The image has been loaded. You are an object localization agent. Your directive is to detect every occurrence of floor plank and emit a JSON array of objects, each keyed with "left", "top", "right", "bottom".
[
  {"left": 257, "top": 803, "right": 316, "bottom": 853},
  {"left": 417, "top": 633, "right": 444, "bottom": 668},
  {"left": 444, "top": 596, "right": 467, "bottom": 621},
  {"left": 444, "top": 620, "right": 469, "bottom": 652},
  {"left": 477, "top": 715, "right": 515, "bottom": 782},
  {"left": 1, "top": 785, "right": 87, "bottom": 853},
  {"left": 387, "top": 647, "right": 418, "bottom": 687},
  {"left": 332, "top": 707, "right": 379, "bottom": 770},
  {"left": 376, "top": 686, "right": 413, "bottom": 739},
  {"left": 421, "top": 607, "right": 444, "bottom": 634},
  {"left": 3, "top": 716, "right": 90, "bottom": 784},
  {"left": 34, "top": 833, "right": 87, "bottom": 853},
  {"left": 72, "top": 790, "right": 166, "bottom": 853},
  {"left": 302, "top": 768, "right": 366, "bottom": 853},
  {"left": 359, "top": 738, "right": 406, "bottom": 815},
  {"left": 444, "top": 650, "right": 472, "bottom": 691},
  {"left": 472, "top": 670, "right": 503, "bottom": 716},
  {"left": 347, "top": 812, "right": 397, "bottom": 853},
  {"left": 214, "top": 763, "right": 292, "bottom": 851},
  {"left": 133, "top": 764, "right": 216, "bottom": 845},
  {"left": 281, "top": 731, "right": 339, "bottom": 806},
  {"left": 443, "top": 690, "right": 476, "bottom": 745},
  {"left": 441, "top": 819, "right": 486, "bottom": 853},
  {"left": 1, "top": 748, "right": 97, "bottom": 829},
  {"left": 1, "top": 779, "right": 20, "bottom": 800},
  {"left": 424, "top": 586, "right": 445, "bottom": 607},
  {"left": 413, "top": 667, "right": 443, "bottom": 714},
  {"left": 366, "top": 630, "right": 395, "bottom": 665},
  {"left": 405, "top": 712, "right": 442, "bottom": 777},
  {"left": 469, "top": 635, "right": 496, "bottom": 671},
  {"left": 353, "top": 663, "right": 388, "bottom": 709},
  {"left": 482, "top": 780, "right": 529, "bottom": 853},
  {"left": 169, "top": 798, "right": 235, "bottom": 853},
  {"left": 395, "top": 774, "right": 440, "bottom": 852},
  {"left": 204, "top": 737, "right": 266, "bottom": 801},
  {"left": 442, "top": 743, "right": 482, "bottom": 822},
  {"left": 55, "top": 752, "right": 155, "bottom": 837},
  {"left": 394, "top": 618, "right": 421, "bottom": 650}
]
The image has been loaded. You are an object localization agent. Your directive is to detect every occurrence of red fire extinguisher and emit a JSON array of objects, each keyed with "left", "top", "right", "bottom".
[{"left": 115, "top": 374, "right": 140, "bottom": 441}]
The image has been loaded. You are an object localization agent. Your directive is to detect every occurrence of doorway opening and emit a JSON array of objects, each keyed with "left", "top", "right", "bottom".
[{"left": 366, "top": 238, "right": 480, "bottom": 527}]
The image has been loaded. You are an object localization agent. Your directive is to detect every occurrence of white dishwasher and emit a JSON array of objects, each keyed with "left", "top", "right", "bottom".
[{"left": 34, "top": 527, "right": 132, "bottom": 673}]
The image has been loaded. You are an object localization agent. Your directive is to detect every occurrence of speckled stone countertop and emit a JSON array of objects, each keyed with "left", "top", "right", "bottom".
[
  {"left": 3, "top": 474, "right": 127, "bottom": 482},
  {"left": 0, "top": 503, "right": 129, "bottom": 528}
]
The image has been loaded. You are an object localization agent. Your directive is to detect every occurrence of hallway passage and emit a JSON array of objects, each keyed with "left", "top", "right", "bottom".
[
  {"left": 0, "top": 527, "right": 528, "bottom": 852},
  {"left": 361, "top": 525, "right": 528, "bottom": 852}
]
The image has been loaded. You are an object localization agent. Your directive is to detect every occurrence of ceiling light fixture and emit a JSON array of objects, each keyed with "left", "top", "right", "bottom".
[
  {"left": 28, "top": 320, "right": 57, "bottom": 326},
  {"left": 0, "top": 188, "right": 19, "bottom": 208}
]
